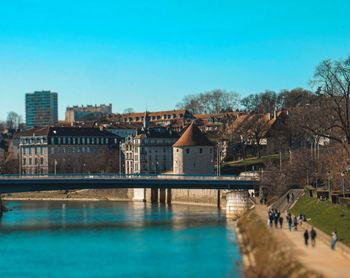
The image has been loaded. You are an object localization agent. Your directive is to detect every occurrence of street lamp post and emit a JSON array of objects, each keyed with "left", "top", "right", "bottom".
[
  {"left": 327, "top": 171, "right": 332, "bottom": 202},
  {"left": 119, "top": 141, "right": 122, "bottom": 176},
  {"left": 217, "top": 143, "right": 221, "bottom": 177},
  {"left": 54, "top": 159, "right": 57, "bottom": 176},
  {"left": 341, "top": 171, "right": 345, "bottom": 198}
]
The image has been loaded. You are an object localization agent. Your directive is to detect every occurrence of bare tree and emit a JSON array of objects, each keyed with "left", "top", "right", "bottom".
[
  {"left": 235, "top": 114, "right": 271, "bottom": 158},
  {"left": 302, "top": 56, "right": 350, "bottom": 156},
  {"left": 177, "top": 89, "right": 240, "bottom": 114},
  {"left": 6, "top": 112, "right": 22, "bottom": 129},
  {"left": 123, "top": 108, "right": 135, "bottom": 114},
  {"left": 241, "top": 90, "right": 278, "bottom": 114}
]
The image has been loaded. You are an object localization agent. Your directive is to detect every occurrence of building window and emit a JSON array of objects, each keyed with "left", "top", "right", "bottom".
[
  {"left": 199, "top": 148, "right": 203, "bottom": 153},
  {"left": 29, "top": 158, "right": 32, "bottom": 165},
  {"left": 73, "top": 138, "right": 76, "bottom": 144},
  {"left": 63, "top": 137, "right": 66, "bottom": 144},
  {"left": 82, "top": 138, "right": 85, "bottom": 144},
  {"left": 41, "top": 157, "right": 44, "bottom": 165},
  {"left": 68, "top": 138, "right": 71, "bottom": 144},
  {"left": 23, "top": 158, "right": 26, "bottom": 165}
]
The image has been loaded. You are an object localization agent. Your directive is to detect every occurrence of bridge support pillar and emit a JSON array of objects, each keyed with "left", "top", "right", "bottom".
[
  {"left": 151, "top": 188, "right": 158, "bottom": 203},
  {"left": 0, "top": 196, "right": 2, "bottom": 217},
  {"left": 226, "top": 190, "right": 249, "bottom": 217},
  {"left": 166, "top": 189, "right": 172, "bottom": 204},
  {"left": 159, "top": 189, "right": 166, "bottom": 204}
]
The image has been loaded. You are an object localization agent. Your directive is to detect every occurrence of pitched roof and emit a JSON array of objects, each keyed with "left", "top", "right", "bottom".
[
  {"left": 134, "top": 127, "right": 179, "bottom": 139},
  {"left": 19, "top": 127, "right": 119, "bottom": 138},
  {"left": 173, "top": 122, "right": 214, "bottom": 147}
]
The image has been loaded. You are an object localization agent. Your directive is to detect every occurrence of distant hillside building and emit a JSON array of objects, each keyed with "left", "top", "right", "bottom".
[
  {"left": 25, "top": 91, "right": 58, "bottom": 128},
  {"left": 118, "top": 110, "right": 195, "bottom": 127},
  {"left": 105, "top": 122, "right": 140, "bottom": 139},
  {"left": 19, "top": 127, "right": 120, "bottom": 175},
  {"left": 65, "top": 104, "right": 112, "bottom": 124}
]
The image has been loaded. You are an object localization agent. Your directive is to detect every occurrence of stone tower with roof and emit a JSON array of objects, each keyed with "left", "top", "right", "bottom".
[{"left": 173, "top": 122, "right": 214, "bottom": 175}]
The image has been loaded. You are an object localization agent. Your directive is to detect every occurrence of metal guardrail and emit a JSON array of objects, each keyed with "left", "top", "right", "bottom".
[{"left": 0, "top": 173, "right": 259, "bottom": 181}]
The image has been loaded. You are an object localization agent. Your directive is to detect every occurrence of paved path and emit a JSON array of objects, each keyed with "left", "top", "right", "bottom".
[
  {"left": 271, "top": 189, "right": 304, "bottom": 212},
  {"left": 255, "top": 204, "right": 350, "bottom": 278}
]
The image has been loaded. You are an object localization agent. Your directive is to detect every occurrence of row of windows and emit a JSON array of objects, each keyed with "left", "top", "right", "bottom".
[
  {"left": 22, "top": 168, "right": 46, "bottom": 175},
  {"left": 23, "top": 157, "right": 45, "bottom": 166},
  {"left": 21, "top": 137, "right": 47, "bottom": 145},
  {"left": 124, "top": 114, "right": 184, "bottom": 122},
  {"left": 50, "top": 146, "right": 96, "bottom": 154},
  {"left": 133, "top": 139, "right": 175, "bottom": 144},
  {"left": 22, "top": 147, "right": 46, "bottom": 156},
  {"left": 50, "top": 137, "right": 114, "bottom": 145},
  {"left": 176, "top": 148, "right": 213, "bottom": 154}
]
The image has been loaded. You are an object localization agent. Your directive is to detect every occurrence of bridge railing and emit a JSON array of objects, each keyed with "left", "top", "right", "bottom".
[{"left": 0, "top": 173, "right": 259, "bottom": 181}]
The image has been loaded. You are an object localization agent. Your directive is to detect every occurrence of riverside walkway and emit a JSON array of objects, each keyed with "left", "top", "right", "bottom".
[
  {"left": 255, "top": 203, "right": 350, "bottom": 278},
  {"left": 0, "top": 174, "right": 258, "bottom": 194}
]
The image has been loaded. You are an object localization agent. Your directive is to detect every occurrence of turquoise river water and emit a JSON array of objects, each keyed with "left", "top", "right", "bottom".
[{"left": 0, "top": 201, "right": 242, "bottom": 278}]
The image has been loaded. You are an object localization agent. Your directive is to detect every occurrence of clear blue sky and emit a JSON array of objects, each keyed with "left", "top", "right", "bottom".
[{"left": 0, "top": 0, "right": 349, "bottom": 121}]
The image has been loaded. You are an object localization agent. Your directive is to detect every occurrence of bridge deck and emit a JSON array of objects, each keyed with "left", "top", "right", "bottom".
[{"left": 0, "top": 174, "right": 258, "bottom": 193}]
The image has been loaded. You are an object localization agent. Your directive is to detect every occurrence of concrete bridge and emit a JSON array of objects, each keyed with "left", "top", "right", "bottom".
[{"left": 0, "top": 174, "right": 258, "bottom": 216}]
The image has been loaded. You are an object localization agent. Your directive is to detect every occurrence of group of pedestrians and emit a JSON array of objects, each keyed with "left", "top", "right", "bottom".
[
  {"left": 268, "top": 207, "right": 339, "bottom": 251},
  {"left": 303, "top": 227, "right": 317, "bottom": 247},
  {"left": 267, "top": 208, "right": 284, "bottom": 229}
]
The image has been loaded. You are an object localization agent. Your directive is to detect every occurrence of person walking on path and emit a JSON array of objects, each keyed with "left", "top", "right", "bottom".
[
  {"left": 274, "top": 213, "right": 279, "bottom": 228},
  {"left": 298, "top": 213, "right": 303, "bottom": 228},
  {"left": 291, "top": 192, "right": 295, "bottom": 202},
  {"left": 278, "top": 216, "right": 283, "bottom": 229},
  {"left": 293, "top": 216, "right": 298, "bottom": 230},
  {"left": 331, "top": 231, "right": 337, "bottom": 250},
  {"left": 286, "top": 213, "right": 292, "bottom": 231},
  {"left": 286, "top": 193, "right": 290, "bottom": 204},
  {"left": 310, "top": 227, "right": 317, "bottom": 247},
  {"left": 304, "top": 229, "right": 309, "bottom": 246}
]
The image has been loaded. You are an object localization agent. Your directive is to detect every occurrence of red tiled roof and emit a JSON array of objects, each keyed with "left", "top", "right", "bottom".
[{"left": 173, "top": 122, "right": 214, "bottom": 147}]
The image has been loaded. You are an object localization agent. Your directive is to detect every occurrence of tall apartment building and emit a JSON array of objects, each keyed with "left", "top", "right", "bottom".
[
  {"left": 65, "top": 104, "right": 112, "bottom": 124},
  {"left": 19, "top": 127, "right": 120, "bottom": 175},
  {"left": 25, "top": 91, "right": 58, "bottom": 128}
]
